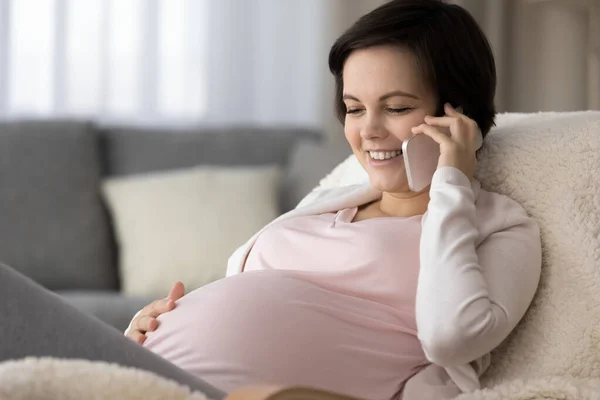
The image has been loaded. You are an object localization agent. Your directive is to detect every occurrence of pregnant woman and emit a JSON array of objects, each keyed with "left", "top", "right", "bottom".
[
  {"left": 0, "top": 1, "right": 541, "bottom": 400},
  {"left": 125, "top": 0, "right": 542, "bottom": 399}
]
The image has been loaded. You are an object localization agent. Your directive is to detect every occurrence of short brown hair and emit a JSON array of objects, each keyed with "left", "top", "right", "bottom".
[{"left": 328, "top": 0, "right": 497, "bottom": 136}]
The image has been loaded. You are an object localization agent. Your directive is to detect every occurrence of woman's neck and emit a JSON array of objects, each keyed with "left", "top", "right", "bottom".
[{"left": 378, "top": 189, "right": 430, "bottom": 218}]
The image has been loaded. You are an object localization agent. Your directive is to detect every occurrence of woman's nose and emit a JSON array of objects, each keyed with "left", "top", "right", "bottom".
[{"left": 360, "top": 115, "right": 388, "bottom": 140}]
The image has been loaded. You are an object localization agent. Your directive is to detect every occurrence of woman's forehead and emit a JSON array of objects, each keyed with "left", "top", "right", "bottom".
[{"left": 342, "top": 46, "right": 430, "bottom": 99}]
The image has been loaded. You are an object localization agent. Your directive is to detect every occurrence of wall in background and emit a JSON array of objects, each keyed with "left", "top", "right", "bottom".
[{"left": 452, "top": 0, "right": 599, "bottom": 113}]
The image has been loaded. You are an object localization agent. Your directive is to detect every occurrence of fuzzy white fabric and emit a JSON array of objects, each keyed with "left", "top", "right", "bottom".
[
  {"left": 455, "top": 376, "right": 600, "bottom": 400},
  {"left": 470, "top": 111, "right": 600, "bottom": 390},
  {"left": 305, "top": 111, "right": 600, "bottom": 398},
  {"left": 0, "top": 357, "right": 211, "bottom": 400}
]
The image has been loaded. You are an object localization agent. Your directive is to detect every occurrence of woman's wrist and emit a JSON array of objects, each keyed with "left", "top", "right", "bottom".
[{"left": 431, "top": 166, "right": 472, "bottom": 189}]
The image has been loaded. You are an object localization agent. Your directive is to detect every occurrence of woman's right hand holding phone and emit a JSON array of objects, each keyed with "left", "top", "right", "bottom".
[
  {"left": 411, "top": 103, "right": 480, "bottom": 181},
  {"left": 125, "top": 281, "right": 185, "bottom": 344}
]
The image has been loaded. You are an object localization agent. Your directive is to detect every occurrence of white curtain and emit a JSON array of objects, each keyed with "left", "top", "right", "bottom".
[
  {"left": 203, "top": 0, "right": 328, "bottom": 127},
  {"left": 0, "top": 0, "right": 596, "bottom": 130},
  {"left": 0, "top": 0, "right": 330, "bottom": 128}
]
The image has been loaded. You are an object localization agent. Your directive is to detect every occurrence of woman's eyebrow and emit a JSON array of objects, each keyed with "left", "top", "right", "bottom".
[
  {"left": 380, "top": 90, "right": 419, "bottom": 100},
  {"left": 342, "top": 90, "right": 420, "bottom": 101}
]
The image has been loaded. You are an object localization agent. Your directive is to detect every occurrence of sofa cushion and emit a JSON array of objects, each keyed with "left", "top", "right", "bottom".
[
  {"left": 101, "top": 165, "right": 281, "bottom": 298},
  {"left": 0, "top": 120, "right": 117, "bottom": 290}
]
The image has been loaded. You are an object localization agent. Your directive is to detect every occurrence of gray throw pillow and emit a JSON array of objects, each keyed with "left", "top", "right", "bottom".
[{"left": 0, "top": 120, "right": 117, "bottom": 290}]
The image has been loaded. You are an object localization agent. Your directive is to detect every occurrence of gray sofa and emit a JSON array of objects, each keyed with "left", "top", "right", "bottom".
[{"left": 0, "top": 120, "right": 348, "bottom": 332}]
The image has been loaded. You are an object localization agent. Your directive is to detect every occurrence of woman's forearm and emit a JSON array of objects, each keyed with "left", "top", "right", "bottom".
[{"left": 416, "top": 167, "right": 541, "bottom": 366}]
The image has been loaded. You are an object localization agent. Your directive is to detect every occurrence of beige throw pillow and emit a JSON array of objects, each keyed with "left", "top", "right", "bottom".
[{"left": 102, "top": 165, "right": 281, "bottom": 297}]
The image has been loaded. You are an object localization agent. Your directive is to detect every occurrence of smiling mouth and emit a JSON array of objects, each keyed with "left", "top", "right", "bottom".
[{"left": 367, "top": 150, "right": 402, "bottom": 161}]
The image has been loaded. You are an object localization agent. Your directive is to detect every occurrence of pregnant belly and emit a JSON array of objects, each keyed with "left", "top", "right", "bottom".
[{"left": 143, "top": 269, "right": 427, "bottom": 400}]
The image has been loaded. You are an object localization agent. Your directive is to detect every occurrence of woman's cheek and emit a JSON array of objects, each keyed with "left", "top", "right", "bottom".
[
  {"left": 344, "top": 121, "right": 361, "bottom": 148},
  {"left": 387, "top": 121, "right": 413, "bottom": 142},
  {"left": 397, "top": 115, "right": 426, "bottom": 138}
]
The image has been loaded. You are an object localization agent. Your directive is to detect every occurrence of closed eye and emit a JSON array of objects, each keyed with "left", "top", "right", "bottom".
[
  {"left": 387, "top": 107, "right": 412, "bottom": 114},
  {"left": 346, "top": 108, "right": 364, "bottom": 115},
  {"left": 346, "top": 107, "right": 413, "bottom": 115}
]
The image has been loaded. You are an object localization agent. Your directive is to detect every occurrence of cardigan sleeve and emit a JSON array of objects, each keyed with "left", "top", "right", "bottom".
[{"left": 416, "top": 167, "right": 542, "bottom": 367}]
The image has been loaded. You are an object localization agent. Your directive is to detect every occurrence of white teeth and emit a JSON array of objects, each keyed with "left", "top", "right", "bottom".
[{"left": 369, "top": 150, "right": 401, "bottom": 160}]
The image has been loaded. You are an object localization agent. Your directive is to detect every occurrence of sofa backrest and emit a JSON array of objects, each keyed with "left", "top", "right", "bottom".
[
  {"left": 0, "top": 120, "right": 117, "bottom": 291},
  {"left": 0, "top": 119, "right": 322, "bottom": 291},
  {"left": 98, "top": 125, "right": 322, "bottom": 212}
]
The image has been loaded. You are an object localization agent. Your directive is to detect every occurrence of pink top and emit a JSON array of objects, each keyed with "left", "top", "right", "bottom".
[
  {"left": 133, "top": 167, "right": 543, "bottom": 396},
  {"left": 144, "top": 207, "right": 429, "bottom": 400}
]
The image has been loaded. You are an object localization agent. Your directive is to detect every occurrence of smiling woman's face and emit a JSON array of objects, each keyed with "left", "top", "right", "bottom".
[{"left": 342, "top": 45, "right": 438, "bottom": 194}]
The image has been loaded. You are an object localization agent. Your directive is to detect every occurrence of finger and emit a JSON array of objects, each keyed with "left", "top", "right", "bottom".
[
  {"left": 426, "top": 112, "right": 478, "bottom": 146},
  {"left": 132, "top": 313, "right": 154, "bottom": 333},
  {"left": 445, "top": 103, "right": 463, "bottom": 117},
  {"left": 411, "top": 124, "right": 452, "bottom": 146},
  {"left": 423, "top": 115, "right": 459, "bottom": 128},
  {"left": 141, "top": 299, "right": 161, "bottom": 314},
  {"left": 137, "top": 315, "right": 159, "bottom": 332},
  {"left": 140, "top": 300, "right": 170, "bottom": 321},
  {"left": 137, "top": 299, "right": 170, "bottom": 321},
  {"left": 167, "top": 281, "right": 185, "bottom": 301},
  {"left": 128, "top": 330, "right": 147, "bottom": 345},
  {"left": 424, "top": 115, "right": 469, "bottom": 142},
  {"left": 444, "top": 103, "right": 473, "bottom": 125},
  {"left": 153, "top": 298, "right": 176, "bottom": 314}
]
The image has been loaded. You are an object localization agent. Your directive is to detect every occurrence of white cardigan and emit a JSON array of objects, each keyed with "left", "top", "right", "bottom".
[{"left": 226, "top": 166, "right": 542, "bottom": 393}]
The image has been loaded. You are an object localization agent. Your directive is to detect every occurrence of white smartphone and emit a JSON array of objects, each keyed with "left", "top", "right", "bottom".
[
  {"left": 402, "top": 108, "right": 483, "bottom": 192},
  {"left": 402, "top": 133, "right": 441, "bottom": 192}
]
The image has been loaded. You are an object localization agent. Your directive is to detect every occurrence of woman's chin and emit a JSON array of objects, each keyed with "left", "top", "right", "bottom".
[{"left": 367, "top": 175, "right": 410, "bottom": 193}]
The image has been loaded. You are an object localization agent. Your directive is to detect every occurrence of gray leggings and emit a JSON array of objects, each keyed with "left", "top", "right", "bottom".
[{"left": 0, "top": 262, "right": 226, "bottom": 400}]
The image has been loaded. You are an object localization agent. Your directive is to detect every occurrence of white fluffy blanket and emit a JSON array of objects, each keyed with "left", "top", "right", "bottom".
[
  {"left": 1, "top": 112, "right": 599, "bottom": 400},
  {"left": 0, "top": 357, "right": 210, "bottom": 400},
  {"left": 456, "top": 376, "right": 600, "bottom": 399},
  {"left": 472, "top": 112, "right": 600, "bottom": 389}
]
